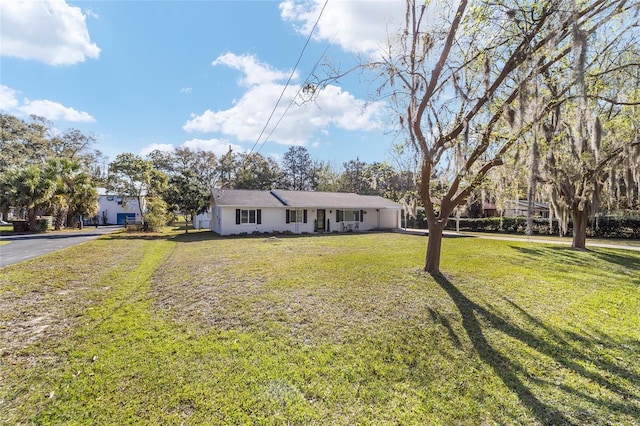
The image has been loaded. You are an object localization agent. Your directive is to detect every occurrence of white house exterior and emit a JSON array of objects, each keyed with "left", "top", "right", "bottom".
[
  {"left": 503, "top": 199, "right": 550, "bottom": 218},
  {"left": 210, "top": 189, "right": 402, "bottom": 236},
  {"left": 96, "top": 188, "right": 143, "bottom": 225},
  {"left": 194, "top": 209, "right": 211, "bottom": 229}
]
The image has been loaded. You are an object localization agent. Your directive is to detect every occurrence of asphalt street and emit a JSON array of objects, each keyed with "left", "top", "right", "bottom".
[{"left": 0, "top": 225, "right": 122, "bottom": 268}]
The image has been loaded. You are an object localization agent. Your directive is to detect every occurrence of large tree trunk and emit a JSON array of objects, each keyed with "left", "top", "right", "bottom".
[
  {"left": 424, "top": 219, "right": 447, "bottom": 274},
  {"left": 571, "top": 204, "right": 588, "bottom": 249}
]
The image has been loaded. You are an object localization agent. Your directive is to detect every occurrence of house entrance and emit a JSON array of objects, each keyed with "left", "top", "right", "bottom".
[{"left": 316, "top": 209, "right": 326, "bottom": 232}]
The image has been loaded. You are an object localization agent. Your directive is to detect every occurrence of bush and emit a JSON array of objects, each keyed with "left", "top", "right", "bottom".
[
  {"left": 590, "top": 216, "right": 640, "bottom": 239},
  {"left": 38, "top": 219, "right": 49, "bottom": 232},
  {"left": 443, "top": 215, "right": 639, "bottom": 239},
  {"left": 143, "top": 197, "right": 168, "bottom": 232}
]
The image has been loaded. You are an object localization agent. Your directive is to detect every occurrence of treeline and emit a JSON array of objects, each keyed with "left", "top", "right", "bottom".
[
  {"left": 0, "top": 114, "right": 420, "bottom": 232},
  {"left": 112, "top": 145, "right": 420, "bottom": 232},
  {"left": 148, "top": 145, "right": 418, "bottom": 199},
  {"left": 0, "top": 114, "right": 105, "bottom": 231},
  {"left": 3, "top": 112, "right": 637, "bottom": 236}
]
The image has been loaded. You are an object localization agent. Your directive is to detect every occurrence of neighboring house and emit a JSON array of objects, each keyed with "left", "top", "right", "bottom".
[
  {"left": 96, "top": 188, "right": 143, "bottom": 225},
  {"left": 502, "top": 199, "right": 550, "bottom": 218},
  {"left": 481, "top": 202, "right": 499, "bottom": 217},
  {"left": 193, "top": 209, "right": 211, "bottom": 229},
  {"left": 481, "top": 200, "right": 550, "bottom": 218},
  {"left": 210, "top": 189, "right": 402, "bottom": 235}
]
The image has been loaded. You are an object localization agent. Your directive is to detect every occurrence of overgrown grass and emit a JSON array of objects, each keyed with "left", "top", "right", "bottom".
[{"left": 1, "top": 230, "right": 638, "bottom": 424}]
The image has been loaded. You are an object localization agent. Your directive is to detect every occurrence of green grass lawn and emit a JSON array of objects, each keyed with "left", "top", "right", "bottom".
[
  {"left": 1, "top": 230, "right": 638, "bottom": 424},
  {"left": 460, "top": 230, "right": 640, "bottom": 247}
]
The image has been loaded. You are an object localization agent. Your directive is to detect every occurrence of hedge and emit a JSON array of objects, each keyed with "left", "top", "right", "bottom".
[{"left": 439, "top": 216, "right": 640, "bottom": 239}]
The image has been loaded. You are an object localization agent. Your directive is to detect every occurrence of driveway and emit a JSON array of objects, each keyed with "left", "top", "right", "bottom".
[{"left": 0, "top": 226, "right": 123, "bottom": 268}]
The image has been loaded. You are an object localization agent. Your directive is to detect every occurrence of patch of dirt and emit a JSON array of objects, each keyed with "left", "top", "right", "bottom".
[
  {"left": 0, "top": 240, "right": 144, "bottom": 366},
  {"left": 151, "top": 253, "right": 438, "bottom": 344}
]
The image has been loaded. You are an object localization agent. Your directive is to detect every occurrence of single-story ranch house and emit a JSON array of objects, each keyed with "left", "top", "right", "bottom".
[{"left": 210, "top": 189, "right": 402, "bottom": 235}]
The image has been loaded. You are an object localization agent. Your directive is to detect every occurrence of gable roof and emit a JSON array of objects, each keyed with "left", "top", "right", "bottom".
[{"left": 212, "top": 189, "right": 401, "bottom": 209}]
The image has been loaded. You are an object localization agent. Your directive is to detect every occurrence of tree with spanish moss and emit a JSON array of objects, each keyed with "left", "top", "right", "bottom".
[
  {"left": 535, "top": 29, "right": 640, "bottom": 248},
  {"left": 375, "top": 0, "right": 638, "bottom": 273}
]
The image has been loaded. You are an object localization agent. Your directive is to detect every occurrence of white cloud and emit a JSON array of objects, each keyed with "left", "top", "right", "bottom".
[
  {"left": 140, "top": 143, "right": 175, "bottom": 156},
  {"left": 183, "top": 139, "right": 243, "bottom": 156},
  {"left": 184, "top": 54, "right": 385, "bottom": 147},
  {"left": 179, "top": 87, "right": 193, "bottom": 94},
  {"left": 0, "top": 0, "right": 100, "bottom": 65},
  {"left": 139, "top": 139, "right": 243, "bottom": 158},
  {"left": 0, "top": 85, "right": 95, "bottom": 123},
  {"left": 279, "top": 0, "right": 405, "bottom": 56},
  {"left": 0, "top": 85, "right": 20, "bottom": 110},
  {"left": 19, "top": 99, "right": 95, "bottom": 122},
  {"left": 212, "top": 53, "right": 295, "bottom": 87},
  {"left": 85, "top": 8, "right": 99, "bottom": 20}
]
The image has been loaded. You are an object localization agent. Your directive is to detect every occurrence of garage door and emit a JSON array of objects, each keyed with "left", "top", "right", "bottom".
[{"left": 116, "top": 213, "right": 136, "bottom": 225}]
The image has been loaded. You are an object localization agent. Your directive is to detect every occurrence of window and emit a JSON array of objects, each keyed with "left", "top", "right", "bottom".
[
  {"left": 241, "top": 209, "right": 256, "bottom": 224},
  {"left": 343, "top": 210, "right": 360, "bottom": 222},
  {"left": 290, "top": 209, "right": 303, "bottom": 223},
  {"left": 286, "top": 209, "right": 307, "bottom": 223},
  {"left": 336, "top": 209, "right": 364, "bottom": 222},
  {"left": 235, "top": 209, "right": 261, "bottom": 225}
]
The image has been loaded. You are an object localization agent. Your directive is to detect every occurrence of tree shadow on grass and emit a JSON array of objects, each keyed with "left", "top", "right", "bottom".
[
  {"left": 103, "top": 229, "right": 222, "bottom": 243},
  {"left": 508, "top": 245, "right": 640, "bottom": 282},
  {"left": 107, "top": 229, "right": 404, "bottom": 244},
  {"left": 432, "top": 273, "right": 640, "bottom": 425},
  {"left": 105, "top": 232, "right": 173, "bottom": 242}
]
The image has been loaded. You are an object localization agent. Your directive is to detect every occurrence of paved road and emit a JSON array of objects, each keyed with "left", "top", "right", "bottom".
[{"left": 0, "top": 225, "right": 123, "bottom": 268}]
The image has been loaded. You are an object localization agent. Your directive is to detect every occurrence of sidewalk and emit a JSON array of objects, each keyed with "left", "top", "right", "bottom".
[{"left": 398, "top": 228, "right": 640, "bottom": 252}]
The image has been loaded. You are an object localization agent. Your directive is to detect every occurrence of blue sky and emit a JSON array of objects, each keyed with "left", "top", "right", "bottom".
[{"left": 1, "top": 0, "right": 409, "bottom": 168}]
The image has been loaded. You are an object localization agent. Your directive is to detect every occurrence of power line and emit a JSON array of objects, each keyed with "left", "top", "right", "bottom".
[
  {"left": 255, "top": 41, "right": 332, "bottom": 156},
  {"left": 248, "top": 0, "right": 329, "bottom": 156}
]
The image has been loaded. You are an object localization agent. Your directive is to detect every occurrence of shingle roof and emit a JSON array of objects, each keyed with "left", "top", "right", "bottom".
[
  {"left": 211, "top": 189, "right": 401, "bottom": 209},
  {"left": 272, "top": 190, "right": 401, "bottom": 209},
  {"left": 211, "top": 189, "right": 285, "bottom": 207}
]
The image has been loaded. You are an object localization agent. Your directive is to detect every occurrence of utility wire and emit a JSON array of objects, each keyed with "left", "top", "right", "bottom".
[
  {"left": 248, "top": 0, "right": 329, "bottom": 155},
  {"left": 255, "top": 40, "right": 333, "bottom": 156}
]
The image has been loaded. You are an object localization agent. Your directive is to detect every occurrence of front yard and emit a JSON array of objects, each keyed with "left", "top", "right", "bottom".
[{"left": 1, "top": 230, "right": 638, "bottom": 424}]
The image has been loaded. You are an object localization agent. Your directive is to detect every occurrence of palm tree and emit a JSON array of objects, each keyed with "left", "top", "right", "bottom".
[
  {"left": 68, "top": 172, "right": 98, "bottom": 228},
  {"left": 45, "top": 158, "right": 98, "bottom": 229},
  {"left": 4, "top": 165, "right": 56, "bottom": 231}
]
